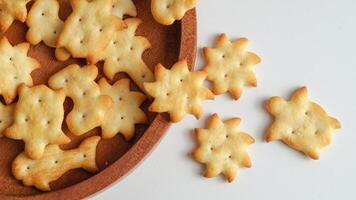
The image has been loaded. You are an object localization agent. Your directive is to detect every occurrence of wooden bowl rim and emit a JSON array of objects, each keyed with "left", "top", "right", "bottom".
[{"left": 2, "top": 9, "right": 197, "bottom": 200}]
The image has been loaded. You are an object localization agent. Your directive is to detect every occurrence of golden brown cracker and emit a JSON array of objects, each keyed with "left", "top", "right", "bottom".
[
  {"left": 0, "top": 0, "right": 31, "bottom": 32},
  {"left": 203, "top": 33, "right": 261, "bottom": 100},
  {"left": 0, "top": 37, "right": 40, "bottom": 104},
  {"left": 99, "top": 78, "right": 147, "bottom": 140},
  {"left": 12, "top": 136, "right": 100, "bottom": 191},
  {"left": 102, "top": 18, "right": 153, "bottom": 92},
  {"left": 151, "top": 0, "right": 196, "bottom": 25},
  {"left": 265, "top": 86, "right": 341, "bottom": 160},
  {"left": 193, "top": 113, "right": 255, "bottom": 182},
  {"left": 26, "top": 0, "right": 70, "bottom": 61},
  {"left": 57, "top": 0, "right": 126, "bottom": 64},
  {"left": 144, "top": 60, "right": 214, "bottom": 122},
  {"left": 48, "top": 64, "right": 113, "bottom": 135},
  {"left": 4, "top": 84, "right": 70, "bottom": 159}
]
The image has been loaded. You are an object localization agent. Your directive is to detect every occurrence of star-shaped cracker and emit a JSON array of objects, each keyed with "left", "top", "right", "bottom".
[
  {"left": 203, "top": 33, "right": 261, "bottom": 100},
  {"left": 0, "top": 37, "right": 40, "bottom": 104},
  {"left": 48, "top": 64, "right": 113, "bottom": 135},
  {"left": 99, "top": 78, "right": 147, "bottom": 140},
  {"left": 265, "top": 87, "right": 341, "bottom": 160},
  {"left": 12, "top": 136, "right": 100, "bottom": 191},
  {"left": 0, "top": 102, "right": 14, "bottom": 137},
  {"left": 102, "top": 18, "right": 153, "bottom": 92},
  {"left": 111, "top": 0, "right": 137, "bottom": 18},
  {"left": 4, "top": 84, "right": 70, "bottom": 160},
  {"left": 193, "top": 114, "right": 255, "bottom": 182},
  {"left": 0, "top": 0, "right": 31, "bottom": 32},
  {"left": 26, "top": 0, "right": 70, "bottom": 61},
  {"left": 57, "top": 0, "right": 125, "bottom": 64},
  {"left": 144, "top": 60, "right": 214, "bottom": 122},
  {"left": 151, "top": 0, "right": 196, "bottom": 25}
]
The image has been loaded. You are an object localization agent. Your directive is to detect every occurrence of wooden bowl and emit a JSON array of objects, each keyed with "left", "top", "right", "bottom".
[{"left": 0, "top": 0, "right": 196, "bottom": 199}]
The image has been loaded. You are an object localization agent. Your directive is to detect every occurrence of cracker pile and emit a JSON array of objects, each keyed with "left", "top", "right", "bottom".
[
  {"left": 0, "top": 0, "right": 152, "bottom": 191},
  {"left": 0, "top": 0, "right": 341, "bottom": 192}
]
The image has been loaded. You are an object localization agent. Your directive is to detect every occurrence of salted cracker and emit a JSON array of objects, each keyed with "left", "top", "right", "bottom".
[
  {"left": 57, "top": 0, "right": 126, "bottom": 64},
  {"left": 0, "top": 0, "right": 31, "bottom": 32},
  {"left": 265, "top": 87, "right": 341, "bottom": 160},
  {"left": 12, "top": 136, "right": 100, "bottom": 191},
  {"left": 111, "top": 0, "right": 137, "bottom": 18},
  {"left": 151, "top": 0, "right": 196, "bottom": 25},
  {"left": 144, "top": 60, "right": 214, "bottom": 122},
  {"left": 0, "top": 102, "right": 14, "bottom": 137},
  {"left": 4, "top": 84, "right": 70, "bottom": 160},
  {"left": 203, "top": 33, "right": 261, "bottom": 100},
  {"left": 0, "top": 37, "right": 40, "bottom": 104},
  {"left": 48, "top": 64, "right": 113, "bottom": 135},
  {"left": 99, "top": 78, "right": 147, "bottom": 140},
  {"left": 101, "top": 18, "right": 153, "bottom": 92},
  {"left": 26, "top": 0, "right": 70, "bottom": 61},
  {"left": 193, "top": 114, "right": 255, "bottom": 182}
]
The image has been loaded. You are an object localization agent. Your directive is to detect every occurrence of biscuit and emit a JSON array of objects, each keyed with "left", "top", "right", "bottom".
[
  {"left": 101, "top": 18, "right": 153, "bottom": 92},
  {"left": 265, "top": 87, "right": 341, "bottom": 160},
  {"left": 48, "top": 64, "right": 113, "bottom": 135},
  {"left": 203, "top": 33, "right": 261, "bottom": 100},
  {"left": 193, "top": 113, "right": 255, "bottom": 182},
  {"left": 0, "top": 102, "right": 14, "bottom": 137},
  {"left": 99, "top": 78, "right": 147, "bottom": 140},
  {"left": 12, "top": 136, "right": 100, "bottom": 191},
  {"left": 111, "top": 0, "right": 137, "bottom": 18},
  {"left": 0, "top": 37, "right": 40, "bottom": 104},
  {"left": 26, "top": 0, "right": 70, "bottom": 61},
  {"left": 144, "top": 60, "right": 214, "bottom": 122},
  {"left": 57, "top": 0, "right": 126, "bottom": 64},
  {"left": 4, "top": 84, "right": 70, "bottom": 160},
  {"left": 151, "top": 0, "right": 196, "bottom": 25},
  {"left": 0, "top": 0, "right": 31, "bottom": 32}
]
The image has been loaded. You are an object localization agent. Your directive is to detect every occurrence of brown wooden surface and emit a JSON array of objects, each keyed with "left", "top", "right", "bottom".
[{"left": 0, "top": 0, "right": 196, "bottom": 199}]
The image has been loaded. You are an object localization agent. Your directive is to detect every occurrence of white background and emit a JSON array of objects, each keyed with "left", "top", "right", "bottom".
[{"left": 94, "top": 0, "right": 356, "bottom": 199}]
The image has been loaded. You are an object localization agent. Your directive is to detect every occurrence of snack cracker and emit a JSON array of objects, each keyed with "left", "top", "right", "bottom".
[
  {"left": 265, "top": 87, "right": 341, "bottom": 159},
  {"left": 0, "top": 0, "right": 31, "bottom": 32},
  {"left": 193, "top": 114, "right": 255, "bottom": 182},
  {"left": 101, "top": 18, "right": 153, "bottom": 92},
  {"left": 0, "top": 37, "right": 40, "bottom": 104},
  {"left": 48, "top": 64, "right": 113, "bottom": 135},
  {"left": 144, "top": 60, "right": 214, "bottom": 122},
  {"left": 203, "top": 33, "right": 261, "bottom": 100},
  {"left": 151, "top": 0, "right": 196, "bottom": 25},
  {"left": 12, "top": 136, "right": 100, "bottom": 191},
  {"left": 99, "top": 78, "right": 147, "bottom": 140},
  {"left": 57, "top": 0, "right": 125, "bottom": 64},
  {"left": 26, "top": 0, "right": 70, "bottom": 61},
  {"left": 4, "top": 84, "right": 70, "bottom": 159}
]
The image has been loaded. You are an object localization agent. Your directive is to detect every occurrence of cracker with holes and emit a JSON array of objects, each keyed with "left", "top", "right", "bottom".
[
  {"left": 0, "top": 37, "right": 40, "bottom": 104},
  {"left": 0, "top": 102, "right": 14, "bottom": 137},
  {"left": 57, "top": 0, "right": 125, "bottom": 64},
  {"left": 265, "top": 87, "right": 341, "bottom": 160},
  {"left": 151, "top": 0, "right": 196, "bottom": 25},
  {"left": 101, "top": 18, "right": 153, "bottom": 92},
  {"left": 48, "top": 64, "right": 113, "bottom": 135},
  {"left": 144, "top": 60, "right": 214, "bottom": 122},
  {"left": 111, "top": 0, "right": 137, "bottom": 18},
  {"left": 26, "top": 0, "right": 70, "bottom": 61},
  {"left": 99, "top": 78, "right": 147, "bottom": 140},
  {"left": 4, "top": 84, "right": 70, "bottom": 160},
  {"left": 0, "top": 0, "right": 31, "bottom": 32},
  {"left": 193, "top": 114, "right": 254, "bottom": 182},
  {"left": 12, "top": 136, "right": 100, "bottom": 191},
  {"left": 203, "top": 34, "right": 261, "bottom": 100}
]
